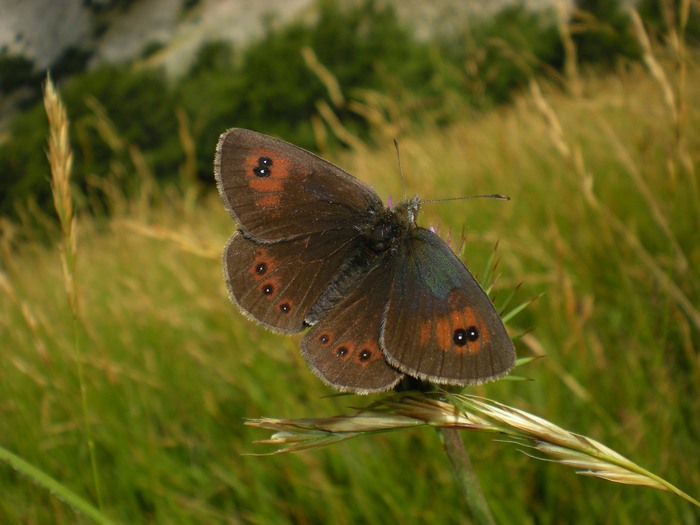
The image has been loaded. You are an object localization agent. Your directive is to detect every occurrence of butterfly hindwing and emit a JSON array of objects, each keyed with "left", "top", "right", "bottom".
[
  {"left": 224, "top": 229, "right": 361, "bottom": 333},
  {"left": 381, "top": 228, "right": 515, "bottom": 385},
  {"left": 215, "top": 128, "right": 383, "bottom": 242},
  {"left": 301, "top": 263, "right": 403, "bottom": 393}
]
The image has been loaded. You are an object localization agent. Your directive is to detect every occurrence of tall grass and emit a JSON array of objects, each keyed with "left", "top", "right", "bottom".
[{"left": 1, "top": 40, "right": 699, "bottom": 525}]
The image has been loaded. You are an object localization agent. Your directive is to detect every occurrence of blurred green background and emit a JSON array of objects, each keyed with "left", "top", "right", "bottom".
[{"left": 1, "top": 0, "right": 699, "bottom": 523}]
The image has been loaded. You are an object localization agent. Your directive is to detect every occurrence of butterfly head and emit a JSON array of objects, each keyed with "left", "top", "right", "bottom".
[{"left": 393, "top": 195, "right": 421, "bottom": 227}]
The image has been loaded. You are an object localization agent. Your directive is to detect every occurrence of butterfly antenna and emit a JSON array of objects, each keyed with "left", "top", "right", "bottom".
[
  {"left": 392, "top": 139, "right": 509, "bottom": 204},
  {"left": 423, "top": 194, "right": 511, "bottom": 204},
  {"left": 393, "top": 138, "right": 407, "bottom": 201}
]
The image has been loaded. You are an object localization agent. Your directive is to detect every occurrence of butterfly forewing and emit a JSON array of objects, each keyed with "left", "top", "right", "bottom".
[
  {"left": 224, "top": 230, "right": 362, "bottom": 333},
  {"left": 381, "top": 228, "right": 515, "bottom": 384},
  {"left": 215, "top": 128, "right": 383, "bottom": 242},
  {"left": 301, "top": 263, "right": 403, "bottom": 393}
]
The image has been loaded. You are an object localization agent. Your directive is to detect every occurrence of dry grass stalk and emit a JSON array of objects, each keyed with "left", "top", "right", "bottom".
[
  {"left": 176, "top": 107, "right": 198, "bottom": 186},
  {"left": 301, "top": 46, "right": 367, "bottom": 150},
  {"left": 302, "top": 46, "right": 345, "bottom": 107},
  {"left": 315, "top": 99, "right": 365, "bottom": 150},
  {"left": 0, "top": 271, "right": 50, "bottom": 370},
  {"left": 528, "top": 62, "right": 700, "bottom": 332},
  {"left": 629, "top": 6, "right": 696, "bottom": 188},
  {"left": 556, "top": 0, "right": 582, "bottom": 97},
  {"left": 85, "top": 96, "right": 126, "bottom": 153},
  {"left": 43, "top": 75, "right": 103, "bottom": 507},
  {"left": 119, "top": 220, "right": 220, "bottom": 259},
  {"left": 592, "top": 114, "right": 689, "bottom": 273},
  {"left": 528, "top": 79, "right": 570, "bottom": 159},
  {"left": 44, "top": 76, "right": 78, "bottom": 314},
  {"left": 629, "top": 9, "right": 675, "bottom": 116},
  {"left": 246, "top": 393, "right": 700, "bottom": 508}
]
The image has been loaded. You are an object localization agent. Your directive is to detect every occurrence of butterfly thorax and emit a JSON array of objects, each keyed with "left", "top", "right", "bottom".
[
  {"left": 307, "top": 196, "right": 420, "bottom": 325},
  {"left": 361, "top": 195, "right": 421, "bottom": 255}
]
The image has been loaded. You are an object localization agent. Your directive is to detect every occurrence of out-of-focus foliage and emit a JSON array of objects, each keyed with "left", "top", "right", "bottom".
[{"left": 3, "top": 0, "right": 689, "bottom": 219}]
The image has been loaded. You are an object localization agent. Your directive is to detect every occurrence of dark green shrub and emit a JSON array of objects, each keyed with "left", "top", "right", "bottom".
[
  {"left": 572, "top": 0, "right": 640, "bottom": 64},
  {"left": 51, "top": 45, "right": 94, "bottom": 79},
  {"left": 3, "top": 0, "right": 686, "bottom": 221},
  {"left": 0, "top": 53, "right": 36, "bottom": 94},
  {"left": 637, "top": 0, "right": 700, "bottom": 44},
  {"left": 443, "top": 4, "right": 564, "bottom": 106},
  {"left": 0, "top": 65, "right": 180, "bottom": 218},
  {"left": 179, "top": 0, "right": 457, "bottom": 181}
]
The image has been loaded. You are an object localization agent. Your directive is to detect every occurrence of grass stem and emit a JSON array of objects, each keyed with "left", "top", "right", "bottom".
[{"left": 440, "top": 427, "right": 496, "bottom": 525}]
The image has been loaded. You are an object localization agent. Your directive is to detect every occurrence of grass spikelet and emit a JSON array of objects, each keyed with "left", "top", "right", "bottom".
[
  {"left": 247, "top": 393, "right": 700, "bottom": 509},
  {"left": 45, "top": 77, "right": 77, "bottom": 309},
  {"left": 43, "top": 74, "right": 103, "bottom": 508},
  {"left": 628, "top": 9, "right": 676, "bottom": 118}
]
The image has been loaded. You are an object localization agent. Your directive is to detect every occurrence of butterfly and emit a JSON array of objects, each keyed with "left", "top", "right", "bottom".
[{"left": 214, "top": 128, "right": 515, "bottom": 394}]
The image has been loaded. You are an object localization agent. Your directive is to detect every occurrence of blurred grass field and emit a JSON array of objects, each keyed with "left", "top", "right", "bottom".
[{"left": 1, "top": 41, "right": 699, "bottom": 525}]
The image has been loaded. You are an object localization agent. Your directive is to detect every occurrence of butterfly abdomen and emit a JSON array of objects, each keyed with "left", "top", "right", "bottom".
[{"left": 306, "top": 247, "right": 387, "bottom": 326}]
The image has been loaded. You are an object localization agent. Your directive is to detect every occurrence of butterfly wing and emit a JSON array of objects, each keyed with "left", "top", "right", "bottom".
[
  {"left": 215, "top": 128, "right": 383, "bottom": 241},
  {"left": 301, "top": 263, "right": 403, "bottom": 393},
  {"left": 381, "top": 228, "right": 515, "bottom": 385},
  {"left": 225, "top": 229, "right": 362, "bottom": 333}
]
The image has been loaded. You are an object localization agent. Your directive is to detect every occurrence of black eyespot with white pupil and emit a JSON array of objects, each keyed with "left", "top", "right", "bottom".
[
  {"left": 336, "top": 346, "right": 348, "bottom": 357},
  {"left": 253, "top": 156, "right": 273, "bottom": 177},
  {"left": 255, "top": 262, "right": 267, "bottom": 275},
  {"left": 359, "top": 348, "right": 372, "bottom": 362},
  {"left": 454, "top": 327, "right": 479, "bottom": 346},
  {"left": 262, "top": 284, "right": 274, "bottom": 295},
  {"left": 253, "top": 166, "right": 270, "bottom": 177},
  {"left": 279, "top": 302, "right": 290, "bottom": 313},
  {"left": 319, "top": 334, "right": 330, "bottom": 345}
]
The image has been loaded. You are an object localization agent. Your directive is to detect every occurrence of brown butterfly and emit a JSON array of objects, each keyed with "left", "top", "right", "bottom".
[{"left": 215, "top": 128, "right": 515, "bottom": 393}]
